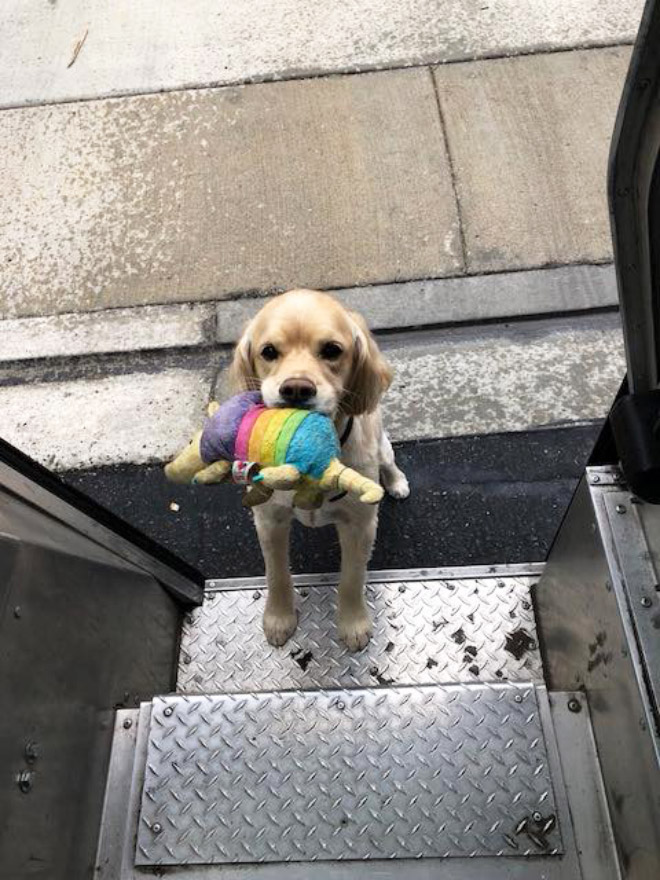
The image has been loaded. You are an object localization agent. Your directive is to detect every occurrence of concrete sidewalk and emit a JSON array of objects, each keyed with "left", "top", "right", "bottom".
[
  {"left": 0, "top": 1, "right": 641, "bottom": 472},
  {"left": 2, "top": 0, "right": 643, "bottom": 107}
]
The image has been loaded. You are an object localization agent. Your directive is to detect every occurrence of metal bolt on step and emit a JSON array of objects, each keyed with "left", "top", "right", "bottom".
[
  {"left": 151, "top": 823, "right": 162, "bottom": 835},
  {"left": 591, "top": 474, "right": 600, "bottom": 484},
  {"left": 123, "top": 718, "right": 133, "bottom": 729},
  {"left": 16, "top": 770, "right": 33, "bottom": 794},
  {"left": 24, "top": 741, "right": 38, "bottom": 764},
  {"left": 163, "top": 707, "right": 174, "bottom": 717},
  {"left": 641, "top": 597, "right": 652, "bottom": 608},
  {"left": 514, "top": 694, "right": 523, "bottom": 703},
  {"left": 567, "top": 698, "right": 581, "bottom": 713},
  {"left": 616, "top": 504, "right": 627, "bottom": 514}
]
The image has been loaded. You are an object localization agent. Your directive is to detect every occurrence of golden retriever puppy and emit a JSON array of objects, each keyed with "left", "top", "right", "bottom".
[{"left": 229, "top": 289, "right": 409, "bottom": 651}]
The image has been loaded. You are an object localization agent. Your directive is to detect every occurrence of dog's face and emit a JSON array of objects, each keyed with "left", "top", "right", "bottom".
[{"left": 230, "top": 289, "right": 392, "bottom": 416}]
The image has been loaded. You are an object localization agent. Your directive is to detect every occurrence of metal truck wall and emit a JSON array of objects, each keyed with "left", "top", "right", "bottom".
[
  {"left": 0, "top": 487, "right": 181, "bottom": 879},
  {"left": 535, "top": 470, "right": 660, "bottom": 878}
]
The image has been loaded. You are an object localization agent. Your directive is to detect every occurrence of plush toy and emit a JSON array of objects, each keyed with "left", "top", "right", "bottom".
[{"left": 165, "top": 391, "right": 384, "bottom": 509}]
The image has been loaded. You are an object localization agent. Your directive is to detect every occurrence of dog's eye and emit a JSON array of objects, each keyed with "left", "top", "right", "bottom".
[
  {"left": 319, "top": 342, "right": 343, "bottom": 361},
  {"left": 261, "top": 344, "right": 279, "bottom": 362}
]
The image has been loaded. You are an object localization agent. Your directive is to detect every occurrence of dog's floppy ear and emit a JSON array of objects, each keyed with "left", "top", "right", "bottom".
[
  {"left": 228, "top": 320, "right": 258, "bottom": 391},
  {"left": 343, "top": 311, "right": 392, "bottom": 415}
]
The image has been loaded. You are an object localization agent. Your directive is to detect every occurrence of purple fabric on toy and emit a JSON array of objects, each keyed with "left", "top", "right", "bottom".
[{"left": 200, "top": 391, "right": 262, "bottom": 463}]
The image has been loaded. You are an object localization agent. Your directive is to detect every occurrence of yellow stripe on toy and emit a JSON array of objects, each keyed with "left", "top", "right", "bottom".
[{"left": 259, "top": 407, "right": 294, "bottom": 465}]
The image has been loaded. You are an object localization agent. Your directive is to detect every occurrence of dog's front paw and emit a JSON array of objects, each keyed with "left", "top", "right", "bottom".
[
  {"left": 384, "top": 471, "right": 410, "bottom": 500},
  {"left": 263, "top": 607, "right": 298, "bottom": 647},
  {"left": 338, "top": 608, "right": 372, "bottom": 652}
]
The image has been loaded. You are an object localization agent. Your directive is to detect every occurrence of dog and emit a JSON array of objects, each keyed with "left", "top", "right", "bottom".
[{"left": 229, "top": 289, "right": 409, "bottom": 651}]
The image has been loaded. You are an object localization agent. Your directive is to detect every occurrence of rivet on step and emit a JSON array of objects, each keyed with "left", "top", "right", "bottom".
[
  {"left": 163, "top": 707, "right": 174, "bottom": 717},
  {"left": 16, "top": 770, "right": 33, "bottom": 794},
  {"left": 616, "top": 504, "right": 627, "bottom": 514},
  {"left": 123, "top": 719, "right": 133, "bottom": 730},
  {"left": 152, "top": 823, "right": 162, "bottom": 834},
  {"left": 336, "top": 700, "right": 345, "bottom": 711},
  {"left": 591, "top": 474, "right": 600, "bottom": 484},
  {"left": 513, "top": 694, "right": 523, "bottom": 704},
  {"left": 567, "top": 698, "right": 581, "bottom": 713},
  {"left": 641, "top": 597, "right": 652, "bottom": 608},
  {"left": 24, "top": 741, "right": 38, "bottom": 764},
  {"left": 532, "top": 811, "right": 542, "bottom": 824},
  {"left": 398, "top": 585, "right": 406, "bottom": 593}
]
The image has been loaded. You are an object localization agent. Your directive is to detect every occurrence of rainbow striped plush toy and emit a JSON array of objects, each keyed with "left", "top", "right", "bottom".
[{"left": 165, "top": 391, "right": 384, "bottom": 508}]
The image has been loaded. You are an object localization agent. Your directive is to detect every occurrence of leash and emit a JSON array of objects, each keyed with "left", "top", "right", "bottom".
[{"left": 327, "top": 416, "right": 354, "bottom": 503}]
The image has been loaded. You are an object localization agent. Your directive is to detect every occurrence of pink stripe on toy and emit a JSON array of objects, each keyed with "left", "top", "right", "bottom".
[{"left": 235, "top": 405, "right": 265, "bottom": 461}]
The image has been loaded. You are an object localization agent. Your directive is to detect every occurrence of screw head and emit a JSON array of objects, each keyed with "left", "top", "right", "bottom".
[
  {"left": 336, "top": 700, "right": 345, "bottom": 710},
  {"left": 514, "top": 694, "right": 523, "bottom": 704},
  {"left": 532, "top": 811, "right": 542, "bottom": 824},
  {"left": 641, "top": 597, "right": 652, "bottom": 608},
  {"left": 24, "top": 741, "right": 39, "bottom": 764},
  {"left": 398, "top": 584, "right": 406, "bottom": 593},
  {"left": 591, "top": 474, "right": 600, "bottom": 484},
  {"left": 123, "top": 718, "right": 133, "bottom": 729},
  {"left": 152, "top": 822, "right": 162, "bottom": 834},
  {"left": 16, "top": 770, "right": 33, "bottom": 794},
  {"left": 616, "top": 504, "right": 627, "bottom": 514},
  {"left": 163, "top": 706, "right": 174, "bottom": 717},
  {"left": 567, "top": 698, "right": 581, "bottom": 713},
  {"left": 252, "top": 590, "right": 261, "bottom": 600}
]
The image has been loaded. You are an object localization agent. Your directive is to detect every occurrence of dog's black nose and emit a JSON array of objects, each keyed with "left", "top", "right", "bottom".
[{"left": 279, "top": 378, "right": 317, "bottom": 404}]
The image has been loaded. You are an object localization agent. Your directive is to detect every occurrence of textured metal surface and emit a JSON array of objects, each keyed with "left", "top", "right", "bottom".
[
  {"left": 603, "top": 490, "right": 660, "bottom": 719},
  {"left": 205, "top": 563, "right": 546, "bottom": 591},
  {"left": 535, "top": 471, "right": 660, "bottom": 878},
  {"left": 177, "top": 577, "right": 542, "bottom": 694},
  {"left": 136, "top": 684, "right": 562, "bottom": 865}
]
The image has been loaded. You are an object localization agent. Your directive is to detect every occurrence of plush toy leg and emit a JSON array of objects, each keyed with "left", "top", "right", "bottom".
[
  {"left": 192, "top": 460, "right": 232, "bottom": 485},
  {"left": 165, "top": 431, "right": 207, "bottom": 484},
  {"left": 257, "top": 464, "right": 301, "bottom": 490},
  {"left": 242, "top": 484, "right": 274, "bottom": 508},
  {"left": 319, "top": 459, "right": 384, "bottom": 504},
  {"left": 292, "top": 476, "right": 324, "bottom": 510}
]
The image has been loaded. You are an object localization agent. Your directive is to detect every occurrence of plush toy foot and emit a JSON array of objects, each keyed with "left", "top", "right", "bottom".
[
  {"left": 258, "top": 464, "right": 301, "bottom": 490},
  {"left": 338, "top": 606, "right": 372, "bottom": 652},
  {"left": 192, "top": 460, "right": 232, "bottom": 485},
  {"left": 242, "top": 484, "right": 274, "bottom": 507},
  {"left": 165, "top": 431, "right": 206, "bottom": 484},
  {"left": 319, "top": 459, "right": 384, "bottom": 504},
  {"left": 263, "top": 607, "right": 298, "bottom": 646},
  {"left": 293, "top": 489, "right": 324, "bottom": 509}
]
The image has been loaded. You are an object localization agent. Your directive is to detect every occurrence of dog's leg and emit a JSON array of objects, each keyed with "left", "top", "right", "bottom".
[
  {"left": 253, "top": 506, "right": 298, "bottom": 646},
  {"left": 336, "top": 513, "right": 377, "bottom": 651},
  {"left": 378, "top": 430, "right": 410, "bottom": 499}
]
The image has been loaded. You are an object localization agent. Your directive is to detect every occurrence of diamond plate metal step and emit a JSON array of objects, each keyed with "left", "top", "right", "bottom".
[
  {"left": 135, "top": 683, "right": 562, "bottom": 866},
  {"left": 177, "top": 572, "right": 542, "bottom": 694}
]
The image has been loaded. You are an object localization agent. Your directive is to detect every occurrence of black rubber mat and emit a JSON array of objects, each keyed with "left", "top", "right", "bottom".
[{"left": 61, "top": 424, "right": 600, "bottom": 578}]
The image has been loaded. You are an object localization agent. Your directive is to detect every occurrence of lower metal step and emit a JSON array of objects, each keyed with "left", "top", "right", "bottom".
[{"left": 136, "top": 683, "right": 561, "bottom": 866}]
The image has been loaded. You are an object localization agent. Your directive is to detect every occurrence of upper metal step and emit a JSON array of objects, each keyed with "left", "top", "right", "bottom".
[{"left": 178, "top": 568, "right": 543, "bottom": 695}]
